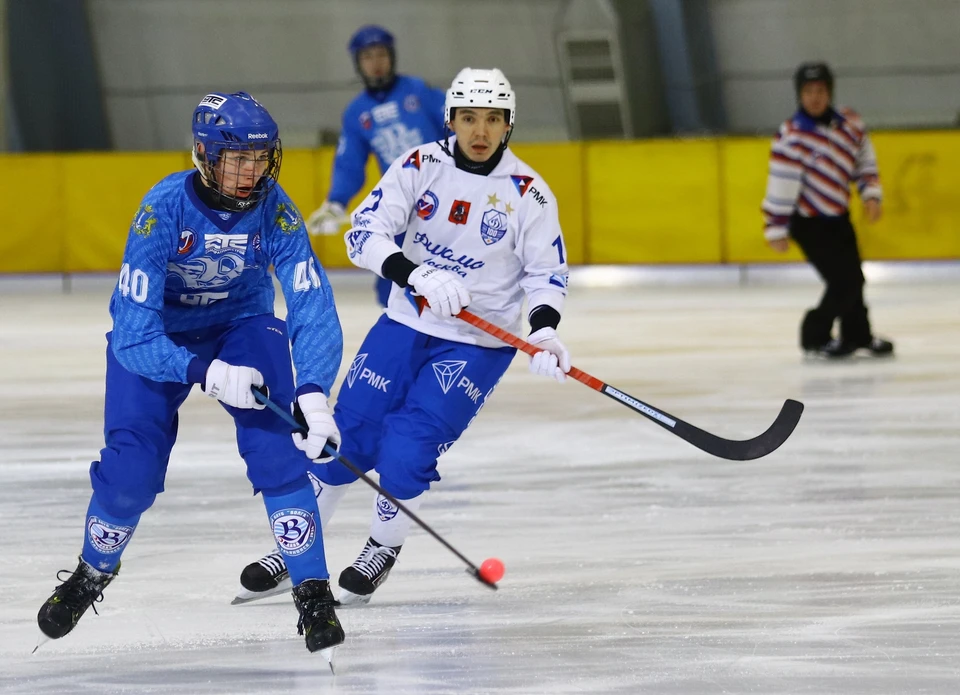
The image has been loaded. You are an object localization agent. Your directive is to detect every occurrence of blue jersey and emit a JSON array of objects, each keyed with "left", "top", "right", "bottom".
[
  {"left": 110, "top": 171, "right": 343, "bottom": 392},
  {"left": 327, "top": 75, "right": 446, "bottom": 206}
]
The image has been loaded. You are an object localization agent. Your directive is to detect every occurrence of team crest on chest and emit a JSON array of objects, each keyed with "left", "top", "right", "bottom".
[{"left": 480, "top": 209, "right": 508, "bottom": 245}]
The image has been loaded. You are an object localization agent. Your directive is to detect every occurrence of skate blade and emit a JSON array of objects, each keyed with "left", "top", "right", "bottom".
[
  {"left": 231, "top": 577, "right": 293, "bottom": 605},
  {"left": 32, "top": 632, "right": 51, "bottom": 654},
  {"left": 337, "top": 588, "right": 372, "bottom": 607},
  {"left": 319, "top": 646, "right": 337, "bottom": 675}
]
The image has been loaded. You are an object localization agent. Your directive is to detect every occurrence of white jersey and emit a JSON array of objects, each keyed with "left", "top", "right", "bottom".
[{"left": 344, "top": 138, "right": 569, "bottom": 348}]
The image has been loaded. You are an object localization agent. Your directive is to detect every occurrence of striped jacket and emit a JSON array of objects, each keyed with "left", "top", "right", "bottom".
[{"left": 761, "top": 107, "right": 882, "bottom": 241}]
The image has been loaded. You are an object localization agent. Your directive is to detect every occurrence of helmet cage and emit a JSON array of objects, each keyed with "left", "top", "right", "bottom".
[
  {"left": 191, "top": 101, "right": 282, "bottom": 212},
  {"left": 192, "top": 140, "right": 282, "bottom": 212}
]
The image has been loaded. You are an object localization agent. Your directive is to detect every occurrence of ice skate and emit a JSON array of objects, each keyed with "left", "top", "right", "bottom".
[
  {"left": 338, "top": 537, "right": 400, "bottom": 606},
  {"left": 860, "top": 336, "right": 894, "bottom": 356},
  {"left": 293, "top": 579, "right": 344, "bottom": 671},
  {"left": 233, "top": 548, "right": 292, "bottom": 605},
  {"left": 816, "top": 336, "right": 895, "bottom": 359},
  {"left": 37, "top": 557, "right": 118, "bottom": 640}
]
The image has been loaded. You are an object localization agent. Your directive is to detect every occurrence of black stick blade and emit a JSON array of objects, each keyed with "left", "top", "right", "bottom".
[
  {"left": 467, "top": 568, "right": 499, "bottom": 591},
  {"left": 676, "top": 398, "right": 805, "bottom": 461},
  {"left": 601, "top": 385, "right": 804, "bottom": 461}
]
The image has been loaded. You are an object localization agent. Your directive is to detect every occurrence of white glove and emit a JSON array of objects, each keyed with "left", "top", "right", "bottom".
[
  {"left": 528, "top": 328, "right": 571, "bottom": 383},
  {"left": 407, "top": 264, "right": 471, "bottom": 318},
  {"left": 203, "top": 359, "right": 265, "bottom": 409},
  {"left": 291, "top": 392, "right": 342, "bottom": 462},
  {"left": 306, "top": 201, "right": 347, "bottom": 236}
]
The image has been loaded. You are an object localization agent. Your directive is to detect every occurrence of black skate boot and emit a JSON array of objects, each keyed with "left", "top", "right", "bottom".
[
  {"left": 338, "top": 537, "right": 400, "bottom": 606},
  {"left": 37, "top": 558, "right": 118, "bottom": 640},
  {"left": 818, "top": 336, "right": 894, "bottom": 359},
  {"left": 817, "top": 338, "right": 857, "bottom": 359},
  {"left": 861, "top": 336, "right": 894, "bottom": 356},
  {"left": 293, "top": 579, "right": 344, "bottom": 669},
  {"left": 233, "top": 548, "right": 291, "bottom": 605}
]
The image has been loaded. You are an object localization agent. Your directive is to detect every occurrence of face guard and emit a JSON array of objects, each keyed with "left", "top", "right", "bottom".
[{"left": 191, "top": 92, "right": 282, "bottom": 212}]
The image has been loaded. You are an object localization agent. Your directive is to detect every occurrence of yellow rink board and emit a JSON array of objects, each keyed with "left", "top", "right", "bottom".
[
  {"left": 585, "top": 139, "right": 723, "bottom": 264},
  {"left": 0, "top": 155, "right": 66, "bottom": 273},
  {"left": 2, "top": 132, "right": 959, "bottom": 274},
  {"left": 858, "top": 131, "right": 960, "bottom": 260}
]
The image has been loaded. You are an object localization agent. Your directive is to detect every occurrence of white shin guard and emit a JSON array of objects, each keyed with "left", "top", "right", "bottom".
[
  {"left": 369, "top": 492, "right": 423, "bottom": 548},
  {"left": 308, "top": 472, "right": 350, "bottom": 528}
]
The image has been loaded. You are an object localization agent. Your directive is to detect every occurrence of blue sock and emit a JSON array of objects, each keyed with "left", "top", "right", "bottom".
[
  {"left": 81, "top": 495, "right": 140, "bottom": 573},
  {"left": 262, "top": 481, "right": 329, "bottom": 582}
]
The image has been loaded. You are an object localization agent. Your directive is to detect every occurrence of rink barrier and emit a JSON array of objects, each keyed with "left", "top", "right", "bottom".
[{"left": 2, "top": 131, "right": 958, "bottom": 274}]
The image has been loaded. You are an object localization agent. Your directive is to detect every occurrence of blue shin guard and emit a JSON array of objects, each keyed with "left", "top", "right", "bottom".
[
  {"left": 262, "top": 481, "right": 329, "bottom": 582},
  {"left": 80, "top": 495, "right": 140, "bottom": 573}
]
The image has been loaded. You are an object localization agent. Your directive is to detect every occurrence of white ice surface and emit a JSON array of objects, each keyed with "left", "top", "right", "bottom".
[{"left": 1, "top": 274, "right": 959, "bottom": 694}]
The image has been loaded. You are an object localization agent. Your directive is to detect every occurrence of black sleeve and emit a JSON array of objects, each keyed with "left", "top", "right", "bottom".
[
  {"left": 380, "top": 252, "right": 420, "bottom": 288},
  {"left": 528, "top": 305, "right": 561, "bottom": 333}
]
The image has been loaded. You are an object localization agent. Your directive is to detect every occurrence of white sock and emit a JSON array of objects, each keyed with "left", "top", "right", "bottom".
[
  {"left": 308, "top": 471, "right": 350, "bottom": 528},
  {"left": 369, "top": 492, "right": 423, "bottom": 548}
]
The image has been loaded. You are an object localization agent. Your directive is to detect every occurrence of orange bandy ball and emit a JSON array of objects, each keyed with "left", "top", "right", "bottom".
[{"left": 479, "top": 557, "right": 505, "bottom": 583}]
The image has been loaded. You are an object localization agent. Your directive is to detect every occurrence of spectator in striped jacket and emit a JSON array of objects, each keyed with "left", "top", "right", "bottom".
[{"left": 762, "top": 62, "right": 893, "bottom": 358}]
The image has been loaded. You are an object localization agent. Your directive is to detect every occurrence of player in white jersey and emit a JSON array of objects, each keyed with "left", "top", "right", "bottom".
[{"left": 237, "top": 68, "right": 571, "bottom": 604}]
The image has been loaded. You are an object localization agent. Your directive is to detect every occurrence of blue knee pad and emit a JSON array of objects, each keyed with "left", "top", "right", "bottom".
[
  {"left": 374, "top": 408, "right": 449, "bottom": 500},
  {"left": 90, "top": 430, "right": 172, "bottom": 518}
]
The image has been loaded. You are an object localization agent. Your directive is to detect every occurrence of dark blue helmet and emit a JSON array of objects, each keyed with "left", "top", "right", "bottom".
[
  {"left": 349, "top": 25, "right": 394, "bottom": 54},
  {"left": 191, "top": 91, "right": 282, "bottom": 211},
  {"left": 348, "top": 25, "right": 396, "bottom": 91}
]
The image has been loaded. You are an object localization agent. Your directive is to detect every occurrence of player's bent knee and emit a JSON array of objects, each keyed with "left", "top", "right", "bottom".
[
  {"left": 260, "top": 473, "right": 312, "bottom": 498},
  {"left": 311, "top": 459, "right": 363, "bottom": 486},
  {"left": 89, "top": 458, "right": 164, "bottom": 517},
  {"left": 94, "top": 487, "right": 158, "bottom": 518},
  {"left": 378, "top": 460, "right": 440, "bottom": 500}
]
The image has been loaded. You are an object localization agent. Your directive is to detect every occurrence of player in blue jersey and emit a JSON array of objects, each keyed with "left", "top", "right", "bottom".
[
  {"left": 36, "top": 92, "right": 346, "bottom": 660},
  {"left": 306, "top": 24, "right": 446, "bottom": 306}
]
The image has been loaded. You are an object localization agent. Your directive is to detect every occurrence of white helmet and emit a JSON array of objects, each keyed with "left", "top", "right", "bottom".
[{"left": 444, "top": 68, "right": 516, "bottom": 127}]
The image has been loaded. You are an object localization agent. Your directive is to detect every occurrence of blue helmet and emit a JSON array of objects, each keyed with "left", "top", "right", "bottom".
[
  {"left": 349, "top": 24, "right": 394, "bottom": 54},
  {"left": 348, "top": 25, "right": 396, "bottom": 91},
  {"left": 191, "top": 91, "right": 282, "bottom": 211}
]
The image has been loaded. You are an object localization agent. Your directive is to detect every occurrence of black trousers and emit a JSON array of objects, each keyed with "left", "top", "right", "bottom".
[{"left": 788, "top": 213, "right": 872, "bottom": 348}]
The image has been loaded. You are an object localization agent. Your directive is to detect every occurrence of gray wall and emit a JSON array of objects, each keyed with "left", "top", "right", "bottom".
[
  {"left": 85, "top": 0, "right": 960, "bottom": 149},
  {"left": 709, "top": 0, "right": 960, "bottom": 133},
  {"left": 88, "top": 0, "right": 571, "bottom": 150}
]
